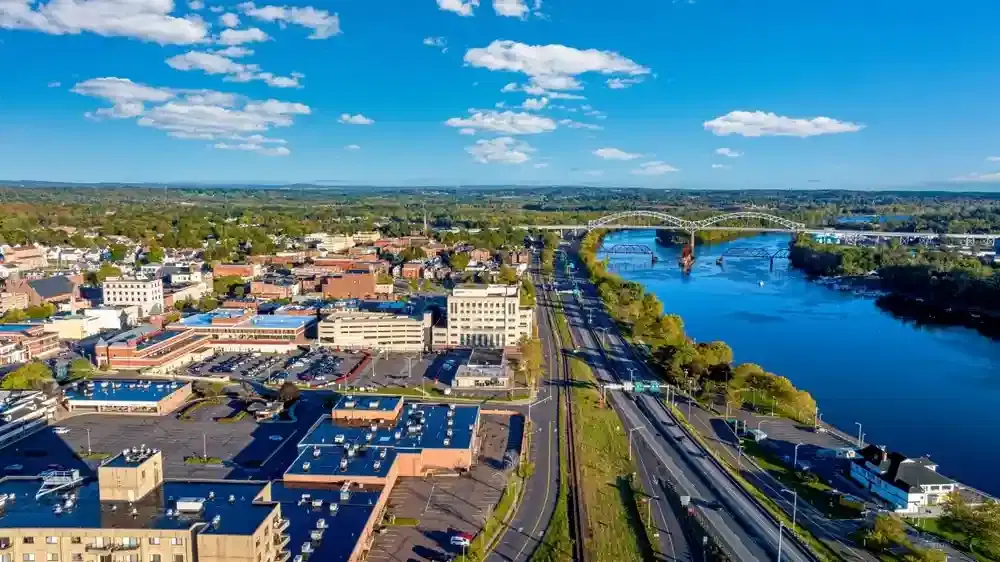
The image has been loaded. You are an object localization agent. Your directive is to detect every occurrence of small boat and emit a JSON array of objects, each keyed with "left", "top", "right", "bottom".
[{"left": 758, "top": 281, "right": 765, "bottom": 287}]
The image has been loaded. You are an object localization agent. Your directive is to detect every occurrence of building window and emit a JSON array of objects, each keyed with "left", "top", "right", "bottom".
[
  {"left": 170, "top": 538, "right": 183, "bottom": 546},
  {"left": 22, "top": 538, "right": 34, "bottom": 545},
  {"left": 46, "top": 537, "right": 57, "bottom": 545},
  {"left": 173, "top": 556, "right": 184, "bottom": 562},
  {"left": 151, "top": 556, "right": 161, "bottom": 562},
  {"left": 149, "top": 538, "right": 160, "bottom": 545},
  {"left": 127, "top": 556, "right": 138, "bottom": 562},
  {"left": 71, "top": 556, "right": 82, "bottom": 562},
  {"left": 23, "top": 555, "right": 35, "bottom": 562},
  {"left": 70, "top": 538, "right": 80, "bottom": 545},
  {"left": 47, "top": 554, "right": 58, "bottom": 562}
]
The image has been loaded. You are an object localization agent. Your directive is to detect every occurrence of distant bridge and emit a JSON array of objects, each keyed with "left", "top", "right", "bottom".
[
  {"left": 603, "top": 244, "right": 655, "bottom": 255},
  {"left": 586, "top": 210, "right": 807, "bottom": 232},
  {"left": 719, "top": 247, "right": 791, "bottom": 271}
]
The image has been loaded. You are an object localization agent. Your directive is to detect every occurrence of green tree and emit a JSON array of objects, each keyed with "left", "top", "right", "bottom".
[
  {"left": 108, "top": 243, "right": 128, "bottom": 262},
  {"left": 520, "top": 278, "right": 536, "bottom": 307},
  {"left": 377, "top": 272, "right": 393, "bottom": 284},
  {"left": 400, "top": 247, "right": 426, "bottom": 262},
  {"left": 1, "top": 361, "right": 54, "bottom": 390},
  {"left": 25, "top": 303, "right": 56, "bottom": 319},
  {"left": 498, "top": 265, "right": 518, "bottom": 285},
  {"left": 449, "top": 252, "right": 471, "bottom": 272},
  {"left": 279, "top": 382, "right": 301, "bottom": 403},
  {"left": 212, "top": 275, "right": 245, "bottom": 296},
  {"left": 144, "top": 245, "right": 165, "bottom": 264},
  {"left": 863, "top": 514, "right": 909, "bottom": 552},
  {"left": 67, "top": 358, "right": 95, "bottom": 381}
]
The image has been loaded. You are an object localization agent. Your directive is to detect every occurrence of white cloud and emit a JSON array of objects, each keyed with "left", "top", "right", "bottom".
[
  {"left": 584, "top": 109, "right": 605, "bottom": 119},
  {"left": 521, "top": 97, "right": 548, "bottom": 111},
  {"left": 987, "top": 156, "right": 1000, "bottom": 163},
  {"left": 188, "top": 0, "right": 204, "bottom": 9},
  {"left": 606, "top": 77, "right": 644, "bottom": 89},
  {"left": 594, "top": 147, "right": 641, "bottom": 161},
  {"left": 446, "top": 109, "right": 557, "bottom": 135},
  {"left": 0, "top": 0, "right": 209, "bottom": 44},
  {"left": 47, "top": 81, "right": 61, "bottom": 88},
  {"left": 715, "top": 147, "right": 742, "bottom": 158},
  {"left": 951, "top": 172, "right": 1000, "bottom": 183},
  {"left": 214, "top": 45, "right": 253, "bottom": 57},
  {"left": 494, "top": 101, "right": 506, "bottom": 109},
  {"left": 493, "top": 0, "right": 528, "bottom": 18},
  {"left": 500, "top": 82, "right": 587, "bottom": 100},
  {"left": 219, "top": 12, "right": 240, "bottom": 27},
  {"left": 704, "top": 110, "right": 865, "bottom": 138},
  {"left": 214, "top": 142, "right": 290, "bottom": 156},
  {"left": 437, "top": 0, "right": 479, "bottom": 16},
  {"left": 166, "top": 50, "right": 301, "bottom": 88},
  {"left": 712, "top": 164, "right": 730, "bottom": 169},
  {"left": 423, "top": 36, "right": 447, "bottom": 52},
  {"left": 218, "top": 27, "right": 268, "bottom": 45},
  {"left": 533, "top": 162, "right": 549, "bottom": 169},
  {"left": 344, "top": 144, "right": 360, "bottom": 150},
  {"left": 465, "top": 40, "right": 650, "bottom": 92},
  {"left": 458, "top": 128, "right": 476, "bottom": 135},
  {"left": 632, "top": 160, "right": 678, "bottom": 175},
  {"left": 548, "top": 91, "right": 585, "bottom": 100},
  {"left": 72, "top": 77, "right": 310, "bottom": 155},
  {"left": 209, "top": 5, "right": 223, "bottom": 12},
  {"left": 558, "top": 118, "right": 601, "bottom": 131},
  {"left": 238, "top": 2, "right": 340, "bottom": 39},
  {"left": 466, "top": 136, "right": 533, "bottom": 164},
  {"left": 339, "top": 113, "right": 374, "bottom": 125}
]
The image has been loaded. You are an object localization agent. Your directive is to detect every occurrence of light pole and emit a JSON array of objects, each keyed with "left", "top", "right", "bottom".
[
  {"left": 782, "top": 489, "right": 798, "bottom": 532},
  {"left": 687, "top": 380, "right": 695, "bottom": 420},
  {"left": 757, "top": 419, "right": 774, "bottom": 434},
  {"left": 736, "top": 441, "right": 743, "bottom": 471},
  {"left": 854, "top": 422, "right": 863, "bottom": 448},
  {"left": 793, "top": 442, "right": 804, "bottom": 471},
  {"left": 528, "top": 395, "right": 551, "bottom": 426},
  {"left": 777, "top": 521, "right": 784, "bottom": 561},
  {"left": 626, "top": 366, "right": 636, "bottom": 385},
  {"left": 813, "top": 406, "right": 820, "bottom": 431},
  {"left": 86, "top": 428, "right": 92, "bottom": 456},
  {"left": 628, "top": 426, "right": 644, "bottom": 462}
]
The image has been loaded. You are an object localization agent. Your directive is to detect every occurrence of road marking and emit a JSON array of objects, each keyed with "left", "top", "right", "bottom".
[
  {"left": 514, "top": 419, "right": 553, "bottom": 561},
  {"left": 635, "top": 448, "right": 677, "bottom": 562}
]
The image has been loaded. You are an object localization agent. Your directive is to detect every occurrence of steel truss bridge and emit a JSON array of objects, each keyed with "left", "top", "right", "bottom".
[
  {"left": 720, "top": 247, "right": 791, "bottom": 271},
  {"left": 520, "top": 210, "right": 1000, "bottom": 247},
  {"left": 602, "top": 244, "right": 655, "bottom": 255}
]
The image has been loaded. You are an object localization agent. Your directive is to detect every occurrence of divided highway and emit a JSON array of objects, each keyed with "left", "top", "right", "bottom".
[{"left": 553, "top": 247, "right": 818, "bottom": 562}]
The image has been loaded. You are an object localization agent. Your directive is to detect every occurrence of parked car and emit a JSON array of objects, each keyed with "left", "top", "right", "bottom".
[
  {"left": 53, "top": 427, "right": 71, "bottom": 435},
  {"left": 449, "top": 533, "right": 472, "bottom": 548}
]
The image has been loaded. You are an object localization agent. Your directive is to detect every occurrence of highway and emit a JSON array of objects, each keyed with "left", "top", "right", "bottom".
[{"left": 552, "top": 246, "right": 817, "bottom": 562}]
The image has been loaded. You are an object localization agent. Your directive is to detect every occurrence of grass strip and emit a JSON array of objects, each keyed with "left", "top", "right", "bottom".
[{"left": 568, "top": 356, "right": 651, "bottom": 562}]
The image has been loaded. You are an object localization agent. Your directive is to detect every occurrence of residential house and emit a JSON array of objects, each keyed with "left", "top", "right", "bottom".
[
  {"left": 401, "top": 262, "right": 423, "bottom": 280},
  {"left": 849, "top": 444, "right": 960, "bottom": 514},
  {"left": 469, "top": 249, "right": 493, "bottom": 263}
]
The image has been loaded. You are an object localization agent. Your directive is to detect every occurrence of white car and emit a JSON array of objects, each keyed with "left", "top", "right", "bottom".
[
  {"left": 268, "top": 435, "right": 283, "bottom": 442},
  {"left": 449, "top": 534, "right": 472, "bottom": 548},
  {"left": 53, "top": 427, "right": 70, "bottom": 435}
]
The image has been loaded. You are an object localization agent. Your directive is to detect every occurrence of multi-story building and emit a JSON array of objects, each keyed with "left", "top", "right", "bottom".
[
  {"left": 319, "top": 303, "right": 432, "bottom": 352},
  {"left": 173, "top": 308, "right": 315, "bottom": 352},
  {"left": 400, "top": 263, "right": 423, "bottom": 280},
  {"left": 0, "top": 291, "right": 28, "bottom": 313},
  {"left": 0, "top": 245, "right": 48, "bottom": 270},
  {"left": 94, "top": 327, "right": 211, "bottom": 374},
  {"left": 0, "top": 447, "right": 289, "bottom": 562},
  {"left": 103, "top": 277, "right": 165, "bottom": 317},
  {"left": 0, "top": 389, "right": 57, "bottom": 447},
  {"left": 322, "top": 271, "right": 378, "bottom": 300},
  {"left": 352, "top": 231, "right": 381, "bottom": 244},
  {"left": 212, "top": 263, "right": 262, "bottom": 281},
  {"left": 83, "top": 306, "right": 140, "bottom": 331},
  {"left": 0, "top": 324, "right": 59, "bottom": 360},
  {"left": 38, "top": 313, "right": 103, "bottom": 340},
  {"left": 250, "top": 280, "right": 301, "bottom": 300},
  {"left": 0, "top": 341, "right": 28, "bottom": 366},
  {"left": 849, "top": 444, "right": 960, "bottom": 514},
  {"left": 5, "top": 275, "right": 81, "bottom": 311},
  {"left": 444, "top": 284, "right": 533, "bottom": 349}
]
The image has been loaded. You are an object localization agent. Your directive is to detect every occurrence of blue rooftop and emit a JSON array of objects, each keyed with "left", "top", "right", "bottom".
[
  {"left": 64, "top": 379, "right": 187, "bottom": 403},
  {"left": 268, "top": 481, "right": 380, "bottom": 562},
  {"left": 0, "top": 479, "right": 273, "bottom": 535},
  {"left": 300, "top": 402, "right": 479, "bottom": 452},
  {"left": 333, "top": 394, "right": 401, "bottom": 412},
  {"left": 179, "top": 309, "right": 312, "bottom": 330},
  {"left": 0, "top": 324, "right": 36, "bottom": 333},
  {"left": 285, "top": 445, "right": 398, "bottom": 479}
]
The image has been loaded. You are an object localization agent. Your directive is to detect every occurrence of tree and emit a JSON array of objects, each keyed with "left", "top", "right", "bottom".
[
  {"left": 400, "top": 247, "right": 426, "bottom": 262},
  {"left": 498, "top": 265, "right": 518, "bottom": 285},
  {"left": 1, "top": 361, "right": 54, "bottom": 390},
  {"left": 144, "top": 245, "right": 165, "bottom": 264},
  {"left": 108, "top": 243, "right": 128, "bottom": 262},
  {"left": 86, "top": 263, "right": 122, "bottom": 285},
  {"left": 25, "top": 303, "right": 56, "bottom": 319},
  {"left": 68, "top": 358, "right": 95, "bottom": 381},
  {"left": 863, "top": 514, "right": 909, "bottom": 552},
  {"left": 377, "top": 272, "right": 393, "bottom": 285},
  {"left": 449, "top": 252, "right": 471, "bottom": 272},
  {"left": 213, "top": 275, "right": 245, "bottom": 296},
  {"left": 520, "top": 278, "right": 536, "bottom": 307},
  {"left": 279, "top": 382, "right": 300, "bottom": 403}
]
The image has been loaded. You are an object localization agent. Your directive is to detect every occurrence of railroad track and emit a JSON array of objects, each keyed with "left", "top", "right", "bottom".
[{"left": 540, "top": 275, "right": 588, "bottom": 562}]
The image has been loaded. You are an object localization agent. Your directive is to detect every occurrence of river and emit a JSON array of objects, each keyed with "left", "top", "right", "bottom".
[{"left": 599, "top": 229, "right": 1000, "bottom": 497}]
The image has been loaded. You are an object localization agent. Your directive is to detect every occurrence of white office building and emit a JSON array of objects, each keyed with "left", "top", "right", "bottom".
[
  {"left": 445, "top": 284, "right": 533, "bottom": 349},
  {"left": 0, "top": 390, "right": 57, "bottom": 447},
  {"left": 319, "top": 309, "right": 432, "bottom": 352},
  {"left": 102, "top": 277, "right": 164, "bottom": 317}
]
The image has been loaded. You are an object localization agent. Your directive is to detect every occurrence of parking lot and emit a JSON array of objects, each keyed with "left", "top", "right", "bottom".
[
  {"left": 0, "top": 392, "right": 332, "bottom": 481},
  {"left": 185, "top": 349, "right": 364, "bottom": 388},
  {"left": 368, "top": 414, "right": 516, "bottom": 562}
]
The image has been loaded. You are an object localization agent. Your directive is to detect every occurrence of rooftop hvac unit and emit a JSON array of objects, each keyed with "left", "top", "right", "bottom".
[
  {"left": 446, "top": 429, "right": 453, "bottom": 437},
  {"left": 313, "top": 447, "right": 321, "bottom": 458},
  {"left": 447, "top": 409, "right": 454, "bottom": 418},
  {"left": 208, "top": 491, "right": 215, "bottom": 500},
  {"left": 394, "top": 430, "right": 402, "bottom": 440},
  {"left": 344, "top": 400, "right": 356, "bottom": 408},
  {"left": 339, "top": 458, "right": 348, "bottom": 470},
  {"left": 175, "top": 498, "right": 206, "bottom": 513},
  {"left": 365, "top": 432, "right": 373, "bottom": 442},
  {"left": 443, "top": 438, "right": 451, "bottom": 446},
  {"left": 211, "top": 515, "right": 221, "bottom": 528},
  {"left": 311, "top": 499, "right": 323, "bottom": 508},
  {"left": 228, "top": 495, "right": 235, "bottom": 504},
  {"left": 373, "top": 461, "right": 381, "bottom": 471},
  {"left": 302, "top": 462, "right": 311, "bottom": 472},
  {"left": 317, "top": 518, "right": 328, "bottom": 529},
  {"left": 299, "top": 494, "right": 311, "bottom": 505},
  {"left": 334, "top": 434, "right": 345, "bottom": 444},
  {"left": 294, "top": 556, "right": 304, "bottom": 562},
  {"left": 310, "top": 529, "right": 325, "bottom": 541},
  {"left": 379, "top": 448, "right": 387, "bottom": 459},
  {"left": 367, "top": 400, "right": 379, "bottom": 409},
  {"left": 301, "top": 542, "right": 314, "bottom": 554},
  {"left": 370, "top": 423, "right": 378, "bottom": 432},
  {"left": 328, "top": 503, "right": 339, "bottom": 515},
  {"left": 447, "top": 419, "right": 453, "bottom": 427}
]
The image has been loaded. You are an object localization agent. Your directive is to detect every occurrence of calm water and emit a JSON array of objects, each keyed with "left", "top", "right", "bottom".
[{"left": 600, "top": 230, "right": 1000, "bottom": 496}]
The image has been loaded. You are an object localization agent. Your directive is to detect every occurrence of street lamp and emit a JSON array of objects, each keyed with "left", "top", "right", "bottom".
[
  {"left": 628, "top": 426, "right": 644, "bottom": 462},
  {"left": 757, "top": 419, "right": 774, "bottom": 434},
  {"left": 528, "top": 395, "right": 551, "bottom": 426},
  {"left": 854, "top": 422, "right": 863, "bottom": 448},
  {"left": 626, "top": 366, "right": 636, "bottom": 385},
  {"left": 793, "top": 442, "right": 804, "bottom": 471},
  {"left": 782, "top": 489, "right": 798, "bottom": 533},
  {"left": 777, "top": 521, "right": 785, "bottom": 561}
]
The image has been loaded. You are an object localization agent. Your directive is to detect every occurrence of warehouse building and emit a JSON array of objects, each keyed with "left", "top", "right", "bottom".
[{"left": 62, "top": 379, "right": 192, "bottom": 415}]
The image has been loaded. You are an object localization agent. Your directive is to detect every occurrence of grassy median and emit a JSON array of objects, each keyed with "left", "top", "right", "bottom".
[{"left": 568, "top": 356, "right": 651, "bottom": 562}]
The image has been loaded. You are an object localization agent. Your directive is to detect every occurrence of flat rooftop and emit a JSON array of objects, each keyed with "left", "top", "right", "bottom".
[
  {"left": 301, "top": 402, "right": 479, "bottom": 452},
  {"left": 133, "top": 329, "right": 189, "bottom": 351},
  {"left": 63, "top": 379, "right": 187, "bottom": 403},
  {"left": 269, "top": 481, "right": 380, "bottom": 562},
  {"left": 333, "top": 395, "right": 402, "bottom": 413},
  {"left": 0, "top": 479, "right": 273, "bottom": 536},
  {"left": 102, "top": 448, "right": 160, "bottom": 469},
  {"left": 179, "top": 309, "right": 312, "bottom": 330},
  {"left": 285, "top": 445, "right": 398, "bottom": 479},
  {"left": 468, "top": 348, "right": 505, "bottom": 367},
  {"left": 0, "top": 324, "right": 38, "bottom": 334}
]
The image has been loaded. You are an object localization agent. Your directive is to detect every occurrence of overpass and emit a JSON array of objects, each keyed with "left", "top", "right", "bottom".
[{"left": 518, "top": 210, "right": 1000, "bottom": 248}]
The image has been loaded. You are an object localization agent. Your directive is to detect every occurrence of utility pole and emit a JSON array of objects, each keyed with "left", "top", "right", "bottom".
[
  {"left": 86, "top": 428, "right": 92, "bottom": 456},
  {"left": 203, "top": 433, "right": 207, "bottom": 460},
  {"left": 628, "top": 426, "right": 644, "bottom": 462},
  {"left": 854, "top": 422, "right": 863, "bottom": 448}
]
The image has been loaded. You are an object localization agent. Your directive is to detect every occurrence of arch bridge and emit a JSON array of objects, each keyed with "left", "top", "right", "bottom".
[{"left": 586, "top": 210, "right": 806, "bottom": 232}]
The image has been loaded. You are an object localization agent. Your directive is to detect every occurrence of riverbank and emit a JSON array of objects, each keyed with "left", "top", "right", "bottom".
[
  {"left": 789, "top": 237, "right": 1000, "bottom": 339},
  {"left": 597, "top": 229, "right": 1000, "bottom": 498}
]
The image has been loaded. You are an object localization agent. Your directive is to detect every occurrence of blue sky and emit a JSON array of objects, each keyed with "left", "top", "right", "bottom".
[{"left": 2, "top": 0, "right": 1000, "bottom": 188}]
